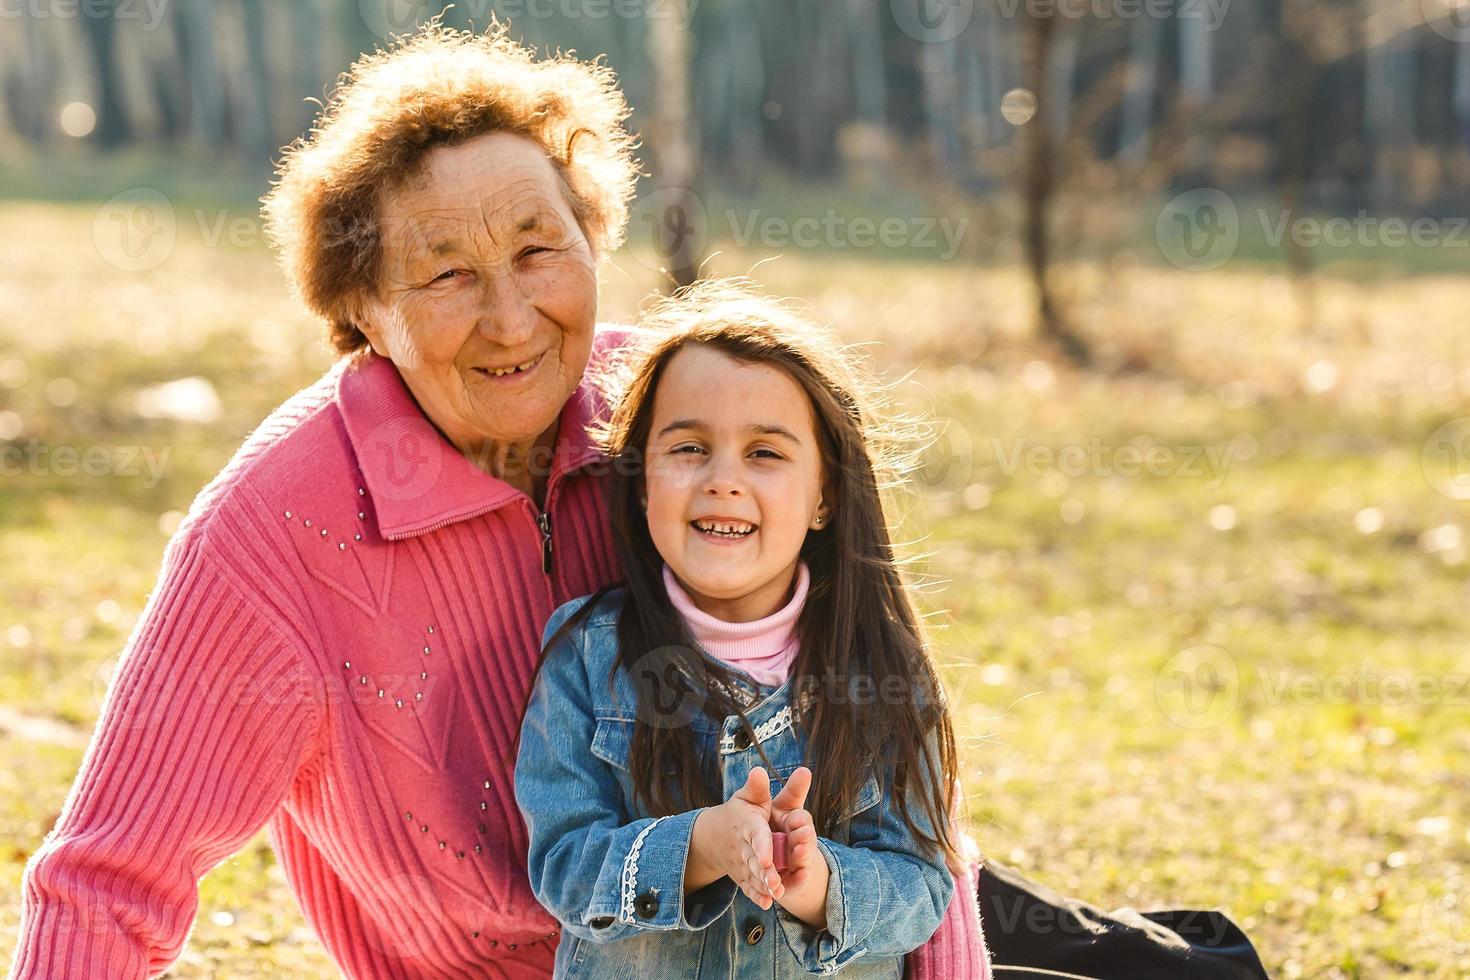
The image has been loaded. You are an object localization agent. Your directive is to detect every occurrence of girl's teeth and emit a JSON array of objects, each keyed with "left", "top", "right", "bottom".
[{"left": 695, "top": 521, "right": 754, "bottom": 537}]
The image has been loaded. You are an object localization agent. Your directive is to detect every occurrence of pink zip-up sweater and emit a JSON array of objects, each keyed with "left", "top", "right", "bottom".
[{"left": 8, "top": 325, "right": 986, "bottom": 979}]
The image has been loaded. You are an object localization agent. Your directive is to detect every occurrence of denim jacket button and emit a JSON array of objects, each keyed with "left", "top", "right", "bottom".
[
  {"left": 743, "top": 917, "right": 765, "bottom": 945},
  {"left": 634, "top": 892, "right": 660, "bottom": 919},
  {"left": 589, "top": 916, "right": 614, "bottom": 929},
  {"left": 733, "top": 729, "right": 753, "bottom": 751}
]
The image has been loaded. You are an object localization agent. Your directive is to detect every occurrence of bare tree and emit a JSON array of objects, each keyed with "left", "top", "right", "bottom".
[
  {"left": 1020, "top": 10, "right": 1092, "bottom": 366},
  {"left": 648, "top": 7, "right": 702, "bottom": 289}
]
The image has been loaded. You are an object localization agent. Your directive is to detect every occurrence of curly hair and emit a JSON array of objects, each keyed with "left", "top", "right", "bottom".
[{"left": 261, "top": 21, "right": 640, "bottom": 355}]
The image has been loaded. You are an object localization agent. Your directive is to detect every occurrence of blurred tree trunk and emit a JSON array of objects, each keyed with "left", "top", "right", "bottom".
[
  {"left": 1179, "top": 8, "right": 1214, "bottom": 180},
  {"left": 14, "top": 16, "right": 48, "bottom": 141},
  {"left": 1021, "top": 10, "right": 1090, "bottom": 366},
  {"left": 288, "top": 0, "right": 324, "bottom": 139},
  {"left": 1118, "top": 15, "right": 1161, "bottom": 163},
  {"left": 1279, "top": 0, "right": 1319, "bottom": 329},
  {"left": 648, "top": 9, "right": 702, "bottom": 289},
  {"left": 80, "top": 0, "right": 130, "bottom": 146},
  {"left": 239, "top": 0, "right": 275, "bottom": 160},
  {"left": 1047, "top": 24, "right": 1077, "bottom": 141},
  {"left": 848, "top": 0, "right": 887, "bottom": 125},
  {"left": 1457, "top": 37, "right": 1470, "bottom": 150},
  {"left": 1179, "top": 13, "right": 1214, "bottom": 101},
  {"left": 176, "top": 0, "right": 224, "bottom": 148}
]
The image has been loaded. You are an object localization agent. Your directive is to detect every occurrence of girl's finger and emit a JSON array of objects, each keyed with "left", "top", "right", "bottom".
[
  {"left": 782, "top": 807, "right": 814, "bottom": 834},
  {"left": 771, "top": 766, "right": 812, "bottom": 812}
]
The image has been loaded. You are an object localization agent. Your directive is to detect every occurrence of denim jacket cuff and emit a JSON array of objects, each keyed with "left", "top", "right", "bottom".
[
  {"left": 616, "top": 809, "right": 737, "bottom": 931},
  {"left": 774, "top": 837, "right": 881, "bottom": 973}
]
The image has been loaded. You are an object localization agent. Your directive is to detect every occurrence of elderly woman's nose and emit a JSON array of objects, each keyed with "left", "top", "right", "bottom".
[{"left": 473, "top": 275, "right": 538, "bottom": 346}]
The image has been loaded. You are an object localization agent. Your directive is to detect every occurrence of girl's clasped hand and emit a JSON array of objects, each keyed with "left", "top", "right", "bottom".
[{"left": 687, "top": 766, "right": 826, "bottom": 924}]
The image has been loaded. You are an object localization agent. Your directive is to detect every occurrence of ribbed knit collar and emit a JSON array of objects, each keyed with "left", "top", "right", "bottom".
[
  {"left": 661, "top": 561, "right": 809, "bottom": 686},
  {"left": 336, "top": 340, "right": 612, "bottom": 540}
]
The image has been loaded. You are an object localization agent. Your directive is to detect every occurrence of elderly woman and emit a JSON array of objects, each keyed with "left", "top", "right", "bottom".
[{"left": 8, "top": 26, "right": 992, "bottom": 980}]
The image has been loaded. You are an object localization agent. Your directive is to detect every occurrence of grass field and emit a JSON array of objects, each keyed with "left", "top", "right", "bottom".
[{"left": 1, "top": 193, "right": 1468, "bottom": 978}]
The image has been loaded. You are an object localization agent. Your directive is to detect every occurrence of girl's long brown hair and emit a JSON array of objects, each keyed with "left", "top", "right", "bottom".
[{"left": 542, "top": 279, "right": 960, "bottom": 864}]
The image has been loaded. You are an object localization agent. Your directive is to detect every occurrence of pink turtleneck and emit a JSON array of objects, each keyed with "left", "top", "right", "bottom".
[{"left": 661, "top": 562, "right": 809, "bottom": 687}]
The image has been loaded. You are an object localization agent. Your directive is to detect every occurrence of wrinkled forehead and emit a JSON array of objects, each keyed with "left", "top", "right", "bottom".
[{"left": 376, "top": 140, "right": 579, "bottom": 258}]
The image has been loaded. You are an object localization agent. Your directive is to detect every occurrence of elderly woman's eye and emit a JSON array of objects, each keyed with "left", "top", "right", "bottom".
[
  {"left": 519, "top": 246, "right": 552, "bottom": 259},
  {"left": 431, "top": 269, "right": 462, "bottom": 283}
]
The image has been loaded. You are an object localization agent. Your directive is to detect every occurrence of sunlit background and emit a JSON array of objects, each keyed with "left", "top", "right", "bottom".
[{"left": 2, "top": 1, "right": 1469, "bottom": 976}]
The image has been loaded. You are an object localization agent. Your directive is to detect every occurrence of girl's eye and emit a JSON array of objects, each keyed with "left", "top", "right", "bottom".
[
  {"left": 751, "top": 449, "right": 782, "bottom": 459},
  {"left": 671, "top": 445, "right": 704, "bottom": 455}
]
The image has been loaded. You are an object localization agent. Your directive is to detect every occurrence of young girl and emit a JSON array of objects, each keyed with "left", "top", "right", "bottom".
[{"left": 516, "top": 280, "right": 983, "bottom": 978}]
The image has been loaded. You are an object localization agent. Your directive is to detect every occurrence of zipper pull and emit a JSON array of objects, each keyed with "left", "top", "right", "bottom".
[{"left": 538, "top": 511, "right": 553, "bottom": 574}]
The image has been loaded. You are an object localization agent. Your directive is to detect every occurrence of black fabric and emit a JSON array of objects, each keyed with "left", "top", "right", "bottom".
[{"left": 977, "top": 860, "right": 1272, "bottom": 980}]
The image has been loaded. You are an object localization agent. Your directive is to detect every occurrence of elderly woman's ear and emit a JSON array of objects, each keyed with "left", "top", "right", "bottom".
[{"left": 343, "top": 295, "right": 390, "bottom": 360}]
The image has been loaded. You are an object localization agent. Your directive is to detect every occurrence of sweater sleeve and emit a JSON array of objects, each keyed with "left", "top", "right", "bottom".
[
  {"left": 7, "top": 526, "right": 324, "bottom": 980},
  {"left": 903, "top": 856, "right": 992, "bottom": 980}
]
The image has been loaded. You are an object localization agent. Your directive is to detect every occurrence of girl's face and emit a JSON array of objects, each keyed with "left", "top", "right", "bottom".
[{"left": 642, "top": 345, "right": 829, "bottom": 623}]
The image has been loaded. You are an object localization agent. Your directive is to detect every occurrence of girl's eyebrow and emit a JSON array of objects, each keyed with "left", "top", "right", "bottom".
[{"left": 655, "top": 418, "right": 803, "bottom": 445}]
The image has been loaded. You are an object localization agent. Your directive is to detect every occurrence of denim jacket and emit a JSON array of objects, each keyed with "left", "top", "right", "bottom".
[{"left": 515, "top": 588, "right": 954, "bottom": 979}]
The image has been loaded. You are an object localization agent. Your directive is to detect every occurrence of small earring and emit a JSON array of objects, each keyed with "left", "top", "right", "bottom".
[{"left": 814, "top": 516, "right": 824, "bottom": 526}]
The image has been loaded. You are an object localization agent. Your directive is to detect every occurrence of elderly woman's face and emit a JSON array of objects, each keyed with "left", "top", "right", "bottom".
[{"left": 356, "top": 132, "right": 598, "bottom": 458}]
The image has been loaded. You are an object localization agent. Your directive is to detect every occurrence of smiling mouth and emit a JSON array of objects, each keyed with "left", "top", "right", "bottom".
[
  {"left": 690, "top": 519, "right": 758, "bottom": 539},
  {"left": 474, "top": 352, "right": 544, "bottom": 379}
]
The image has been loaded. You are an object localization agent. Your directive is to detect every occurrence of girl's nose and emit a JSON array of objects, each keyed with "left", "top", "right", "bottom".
[{"left": 701, "top": 452, "right": 746, "bottom": 497}]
